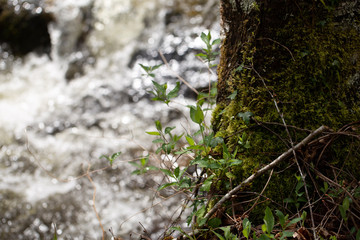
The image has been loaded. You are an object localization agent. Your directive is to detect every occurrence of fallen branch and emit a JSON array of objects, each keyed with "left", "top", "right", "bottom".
[{"left": 204, "top": 125, "right": 328, "bottom": 220}]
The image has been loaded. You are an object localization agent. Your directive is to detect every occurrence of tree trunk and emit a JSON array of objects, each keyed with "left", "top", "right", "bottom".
[{"left": 211, "top": 0, "right": 360, "bottom": 234}]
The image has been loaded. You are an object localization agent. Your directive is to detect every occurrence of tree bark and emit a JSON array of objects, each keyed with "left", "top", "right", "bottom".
[{"left": 211, "top": 0, "right": 360, "bottom": 233}]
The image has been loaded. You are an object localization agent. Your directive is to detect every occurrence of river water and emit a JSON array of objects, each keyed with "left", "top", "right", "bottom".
[{"left": 0, "top": 0, "right": 219, "bottom": 239}]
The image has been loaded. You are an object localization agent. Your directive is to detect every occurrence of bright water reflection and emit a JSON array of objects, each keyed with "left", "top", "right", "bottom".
[{"left": 0, "top": 0, "right": 219, "bottom": 238}]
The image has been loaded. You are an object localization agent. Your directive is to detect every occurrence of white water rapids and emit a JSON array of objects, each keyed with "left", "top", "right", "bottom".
[{"left": 0, "top": 0, "right": 219, "bottom": 239}]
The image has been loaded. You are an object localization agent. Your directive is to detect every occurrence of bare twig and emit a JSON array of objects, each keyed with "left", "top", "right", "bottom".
[
  {"left": 204, "top": 125, "right": 328, "bottom": 220},
  {"left": 253, "top": 66, "right": 317, "bottom": 238},
  {"left": 86, "top": 163, "right": 106, "bottom": 240},
  {"left": 159, "top": 51, "right": 199, "bottom": 95},
  {"left": 257, "top": 37, "right": 295, "bottom": 61},
  {"left": 241, "top": 169, "right": 274, "bottom": 218}
]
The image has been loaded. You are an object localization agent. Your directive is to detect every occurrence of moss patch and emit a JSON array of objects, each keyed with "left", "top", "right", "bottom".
[{"left": 212, "top": 0, "right": 360, "bottom": 224}]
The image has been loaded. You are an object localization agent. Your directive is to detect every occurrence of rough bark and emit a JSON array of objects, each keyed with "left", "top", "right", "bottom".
[{"left": 211, "top": 0, "right": 360, "bottom": 232}]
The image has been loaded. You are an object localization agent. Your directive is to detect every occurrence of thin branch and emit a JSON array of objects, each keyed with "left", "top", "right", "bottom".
[
  {"left": 159, "top": 51, "right": 199, "bottom": 95},
  {"left": 204, "top": 125, "right": 328, "bottom": 220},
  {"left": 257, "top": 37, "right": 295, "bottom": 61},
  {"left": 241, "top": 169, "right": 274, "bottom": 218},
  {"left": 253, "top": 66, "right": 317, "bottom": 238},
  {"left": 86, "top": 163, "right": 106, "bottom": 240}
]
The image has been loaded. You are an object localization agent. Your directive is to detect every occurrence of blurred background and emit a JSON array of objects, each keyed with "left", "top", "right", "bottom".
[{"left": 0, "top": 0, "right": 219, "bottom": 239}]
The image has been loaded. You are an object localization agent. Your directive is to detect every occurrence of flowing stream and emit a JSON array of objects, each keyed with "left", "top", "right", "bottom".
[{"left": 0, "top": 0, "right": 219, "bottom": 239}]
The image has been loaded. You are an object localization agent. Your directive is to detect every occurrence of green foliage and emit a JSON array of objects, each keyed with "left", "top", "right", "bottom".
[
  {"left": 196, "top": 31, "right": 220, "bottom": 67},
  {"left": 139, "top": 63, "right": 162, "bottom": 78},
  {"left": 339, "top": 196, "right": 351, "bottom": 222},
  {"left": 212, "top": 226, "right": 238, "bottom": 240},
  {"left": 129, "top": 155, "right": 158, "bottom": 175},
  {"left": 100, "top": 152, "right": 122, "bottom": 166},
  {"left": 242, "top": 218, "right": 251, "bottom": 240},
  {"left": 149, "top": 80, "right": 181, "bottom": 105}
]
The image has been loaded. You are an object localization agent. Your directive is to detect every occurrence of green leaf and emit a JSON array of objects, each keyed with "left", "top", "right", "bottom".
[
  {"left": 212, "top": 231, "right": 226, "bottom": 240},
  {"left": 235, "top": 63, "right": 244, "bottom": 72},
  {"left": 153, "top": 80, "right": 167, "bottom": 93},
  {"left": 200, "top": 32, "right": 210, "bottom": 45},
  {"left": 209, "top": 137, "right": 224, "bottom": 148},
  {"left": 263, "top": 207, "right": 274, "bottom": 234},
  {"left": 140, "top": 156, "right": 148, "bottom": 166},
  {"left": 131, "top": 169, "right": 141, "bottom": 175},
  {"left": 189, "top": 105, "right": 204, "bottom": 124},
  {"left": 242, "top": 218, "right": 251, "bottom": 239},
  {"left": 146, "top": 131, "right": 160, "bottom": 136},
  {"left": 53, "top": 228, "right": 58, "bottom": 240},
  {"left": 151, "top": 64, "right": 162, "bottom": 71},
  {"left": 167, "top": 82, "right": 180, "bottom": 99},
  {"left": 196, "top": 53, "right": 207, "bottom": 59},
  {"left": 212, "top": 38, "right": 221, "bottom": 45},
  {"left": 155, "top": 120, "right": 162, "bottom": 131},
  {"left": 174, "top": 167, "right": 180, "bottom": 178},
  {"left": 226, "top": 172, "right": 236, "bottom": 180},
  {"left": 301, "top": 211, "right": 307, "bottom": 225},
  {"left": 158, "top": 182, "right": 177, "bottom": 191},
  {"left": 238, "top": 112, "right": 254, "bottom": 125},
  {"left": 165, "top": 126, "right": 176, "bottom": 135},
  {"left": 228, "top": 90, "right": 237, "bottom": 100},
  {"left": 139, "top": 63, "right": 150, "bottom": 72},
  {"left": 258, "top": 234, "right": 271, "bottom": 240},
  {"left": 152, "top": 138, "right": 165, "bottom": 144},
  {"left": 208, "top": 218, "right": 222, "bottom": 228},
  {"left": 160, "top": 168, "right": 173, "bottom": 177},
  {"left": 275, "top": 210, "right": 286, "bottom": 228},
  {"left": 200, "top": 175, "right": 215, "bottom": 192},
  {"left": 186, "top": 135, "right": 195, "bottom": 146},
  {"left": 285, "top": 217, "right": 303, "bottom": 229},
  {"left": 282, "top": 231, "right": 294, "bottom": 237},
  {"left": 228, "top": 159, "right": 243, "bottom": 167},
  {"left": 356, "top": 229, "right": 360, "bottom": 240}
]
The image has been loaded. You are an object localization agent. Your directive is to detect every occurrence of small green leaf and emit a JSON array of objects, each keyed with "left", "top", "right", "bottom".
[
  {"left": 285, "top": 217, "right": 303, "bottom": 229},
  {"left": 151, "top": 64, "right": 162, "bottom": 71},
  {"left": 200, "top": 175, "right": 215, "bottom": 192},
  {"left": 242, "top": 218, "right": 251, "bottom": 239},
  {"left": 226, "top": 172, "right": 236, "bottom": 180},
  {"left": 275, "top": 210, "right": 286, "bottom": 228},
  {"left": 212, "top": 231, "right": 226, "bottom": 240},
  {"left": 238, "top": 111, "right": 254, "bottom": 125},
  {"left": 165, "top": 126, "right": 176, "bottom": 135},
  {"left": 263, "top": 207, "right": 274, "bottom": 234},
  {"left": 228, "top": 90, "right": 237, "bottom": 100},
  {"left": 282, "top": 231, "right": 295, "bottom": 237},
  {"left": 301, "top": 211, "right": 307, "bottom": 226},
  {"left": 229, "top": 159, "right": 243, "bottom": 167},
  {"left": 208, "top": 218, "right": 222, "bottom": 228},
  {"left": 160, "top": 168, "right": 173, "bottom": 177},
  {"left": 167, "top": 82, "right": 180, "bottom": 99},
  {"left": 235, "top": 63, "right": 244, "bottom": 72},
  {"left": 186, "top": 135, "right": 195, "bottom": 146},
  {"left": 158, "top": 182, "right": 177, "bottom": 191},
  {"left": 174, "top": 167, "right": 180, "bottom": 178},
  {"left": 212, "top": 38, "right": 221, "bottom": 45},
  {"left": 146, "top": 131, "right": 160, "bottom": 136},
  {"left": 152, "top": 138, "right": 165, "bottom": 144},
  {"left": 111, "top": 152, "right": 122, "bottom": 160},
  {"left": 139, "top": 63, "right": 149, "bottom": 72},
  {"left": 155, "top": 120, "right": 162, "bottom": 131},
  {"left": 209, "top": 137, "right": 224, "bottom": 148},
  {"left": 189, "top": 105, "right": 204, "bottom": 124}
]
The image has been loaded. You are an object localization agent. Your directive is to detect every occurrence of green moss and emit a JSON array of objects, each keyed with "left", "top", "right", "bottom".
[{"left": 212, "top": 1, "right": 360, "bottom": 224}]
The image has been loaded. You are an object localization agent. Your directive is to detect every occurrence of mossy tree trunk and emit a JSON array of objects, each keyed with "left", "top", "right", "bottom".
[{"left": 211, "top": 0, "right": 360, "bottom": 234}]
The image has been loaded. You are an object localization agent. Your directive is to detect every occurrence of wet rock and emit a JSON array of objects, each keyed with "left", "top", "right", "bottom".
[{"left": 0, "top": 2, "right": 54, "bottom": 56}]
